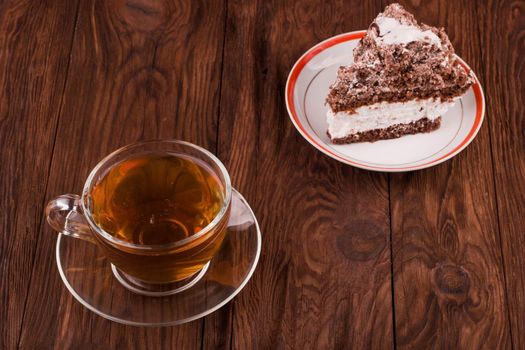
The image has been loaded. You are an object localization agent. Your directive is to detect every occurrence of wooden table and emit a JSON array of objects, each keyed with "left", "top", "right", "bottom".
[{"left": 1, "top": 0, "right": 523, "bottom": 349}]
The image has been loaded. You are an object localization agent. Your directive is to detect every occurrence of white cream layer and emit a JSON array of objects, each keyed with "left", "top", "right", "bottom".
[
  {"left": 375, "top": 16, "right": 442, "bottom": 47},
  {"left": 327, "top": 98, "right": 455, "bottom": 139}
]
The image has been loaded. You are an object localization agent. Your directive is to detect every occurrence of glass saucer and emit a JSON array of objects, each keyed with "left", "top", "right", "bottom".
[{"left": 56, "top": 189, "right": 261, "bottom": 326}]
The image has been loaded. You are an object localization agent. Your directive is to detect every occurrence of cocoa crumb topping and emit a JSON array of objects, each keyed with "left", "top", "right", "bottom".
[{"left": 326, "top": 3, "right": 473, "bottom": 113}]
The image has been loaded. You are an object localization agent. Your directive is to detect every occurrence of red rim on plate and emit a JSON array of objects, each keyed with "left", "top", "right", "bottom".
[{"left": 285, "top": 31, "right": 485, "bottom": 172}]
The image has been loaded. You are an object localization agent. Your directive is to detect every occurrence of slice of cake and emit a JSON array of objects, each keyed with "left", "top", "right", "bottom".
[{"left": 326, "top": 3, "right": 473, "bottom": 144}]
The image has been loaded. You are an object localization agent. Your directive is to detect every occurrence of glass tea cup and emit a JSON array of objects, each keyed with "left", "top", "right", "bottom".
[{"left": 46, "top": 140, "right": 232, "bottom": 296}]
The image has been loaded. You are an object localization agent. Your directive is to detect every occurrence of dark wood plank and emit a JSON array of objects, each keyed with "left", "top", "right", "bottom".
[
  {"left": 209, "top": 0, "right": 393, "bottom": 348},
  {"left": 479, "top": 0, "right": 525, "bottom": 348},
  {"left": 0, "top": 1, "right": 80, "bottom": 349},
  {"left": 387, "top": 1, "right": 512, "bottom": 348},
  {"left": 16, "top": 0, "right": 226, "bottom": 348},
  {"left": 5, "top": 0, "right": 520, "bottom": 348}
]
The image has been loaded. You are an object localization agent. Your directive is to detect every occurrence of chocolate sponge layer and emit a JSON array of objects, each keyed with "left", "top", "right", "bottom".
[{"left": 329, "top": 117, "right": 441, "bottom": 144}]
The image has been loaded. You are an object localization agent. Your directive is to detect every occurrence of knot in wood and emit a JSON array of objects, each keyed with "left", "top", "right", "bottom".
[
  {"left": 336, "top": 222, "right": 386, "bottom": 261},
  {"left": 433, "top": 264, "right": 470, "bottom": 296}
]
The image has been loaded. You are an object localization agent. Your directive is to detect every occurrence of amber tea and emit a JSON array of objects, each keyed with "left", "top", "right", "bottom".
[{"left": 88, "top": 152, "right": 229, "bottom": 283}]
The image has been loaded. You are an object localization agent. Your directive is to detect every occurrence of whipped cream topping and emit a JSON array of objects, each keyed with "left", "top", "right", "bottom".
[
  {"left": 327, "top": 98, "right": 456, "bottom": 139},
  {"left": 375, "top": 16, "right": 442, "bottom": 47}
]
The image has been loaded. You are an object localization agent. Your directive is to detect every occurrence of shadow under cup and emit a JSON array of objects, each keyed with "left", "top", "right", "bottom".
[{"left": 46, "top": 140, "right": 232, "bottom": 295}]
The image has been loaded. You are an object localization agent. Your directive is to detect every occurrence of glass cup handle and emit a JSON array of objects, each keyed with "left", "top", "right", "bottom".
[{"left": 45, "top": 194, "right": 95, "bottom": 243}]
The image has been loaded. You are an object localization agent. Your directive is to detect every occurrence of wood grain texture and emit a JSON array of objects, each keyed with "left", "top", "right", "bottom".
[
  {"left": 16, "top": 0, "right": 226, "bottom": 349},
  {"left": 387, "top": 1, "right": 512, "bottom": 349},
  {"left": 215, "top": 0, "right": 393, "bottom": 348},
  {"left": 0, "top": 1, "right": 80, "bottom": 349},
  {"left": 479, "top": 0, "right": 525, "bottom": 348},
  {"left": 2, "top": 0, "right": 524, "bottom": 349}
]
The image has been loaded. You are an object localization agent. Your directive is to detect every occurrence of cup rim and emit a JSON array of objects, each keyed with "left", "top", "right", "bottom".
[{"left": 81, "top": 140, "right": 232, "bottom": 251}]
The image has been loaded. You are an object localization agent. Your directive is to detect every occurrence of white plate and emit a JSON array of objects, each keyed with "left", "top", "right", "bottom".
[{"left": 285, "top": 31, "right": 485, "bottom": 172}]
